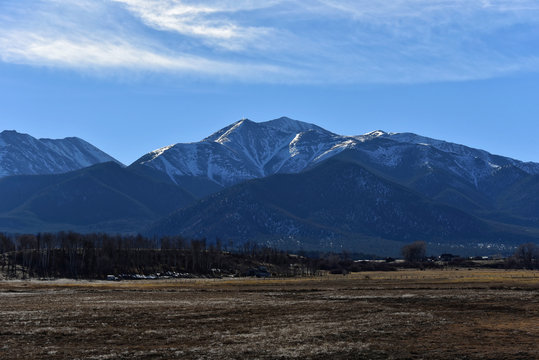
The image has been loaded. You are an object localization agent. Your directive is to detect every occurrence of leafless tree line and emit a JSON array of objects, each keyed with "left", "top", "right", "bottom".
[
  {"left": 0, "top": 232, "right": 298, "bottom": 279},
  {"left": 508, "top": 243, "right": 539, "bottom": 269}
]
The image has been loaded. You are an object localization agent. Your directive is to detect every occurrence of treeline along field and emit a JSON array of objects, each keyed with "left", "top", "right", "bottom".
[
  {"left": 0, "top": 232, "right": 309, "bottom": 279},
  {"left": 0, "top": 232, "right": 402, "bottom": 279},
  {"left": 1, "top": 232, "right": 537, "bottom": 279}
]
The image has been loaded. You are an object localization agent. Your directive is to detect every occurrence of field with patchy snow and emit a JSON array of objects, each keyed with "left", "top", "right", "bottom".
[{"left": 0, "top": 269, "right": 538, "bottom": 359}]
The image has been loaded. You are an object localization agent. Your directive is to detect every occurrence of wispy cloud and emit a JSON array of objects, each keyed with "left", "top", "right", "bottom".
[
  {"left": 110, "top": 0, "right": 281, "bottom": 50},
  {"left": 0, "top": 31, "right": 292, "bottom": 81},
  {"left": 1, "top": 0, "right": 539, "bottom": 83},
  {"left": 0, "top": 0, "right": 298, "bottom": 81}
]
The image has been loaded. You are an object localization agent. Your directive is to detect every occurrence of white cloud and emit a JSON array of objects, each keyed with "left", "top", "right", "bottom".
[
  {"left": 109, "top": 1, "right": 247, "bottom": 51},
  {"left": 0, "top": 0, "right": 538, "bottom": 83},
  {"left": 110, "top": 0, "right": 280, "bottom": 44},
  {"left": 0, "top": 30, "right": 296, "bottom": 81}
]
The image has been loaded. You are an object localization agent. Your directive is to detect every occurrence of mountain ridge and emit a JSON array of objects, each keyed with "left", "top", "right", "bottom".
[
  {"left": 131, "top": 117, "right": 539, "bottom": 201},
  {"left": 0, "top": 130, "right": 122, "bottom": 178}
]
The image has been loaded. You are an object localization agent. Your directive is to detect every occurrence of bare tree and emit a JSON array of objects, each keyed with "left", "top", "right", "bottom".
[
  {"left": 401, "top": 241, "right": 427, "bottom": 263},
  {"left": 513, "top": 243, "right": 539, "bottom": 269}
]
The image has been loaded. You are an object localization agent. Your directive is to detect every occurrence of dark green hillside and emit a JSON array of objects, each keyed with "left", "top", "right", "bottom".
[
  {"left": 492, "top": 174, "right": 539, "bottom": 223},
  {"left": 147, "top": 158, "right": 537, "bottom": 255},
  {"left": 0, "top": 162, "right": 195, "bottom": 233}
]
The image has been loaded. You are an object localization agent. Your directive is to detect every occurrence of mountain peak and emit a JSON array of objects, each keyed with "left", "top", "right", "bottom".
[
  {"left": 363, "top": 130, "right": 388, "bottom": 138},
  {"left": 261, "top": 116, "right": 323, "bottom": 133},
  {"left": 202, "top": 117, "right": 314, "bottom": 147},
  {"left": 0, "top": 129, "right": 33, "bottom": 140},
  {"left": 1, "top": 129, "right": 19, "bottom": 135},
  {"left": 213, "top": 118, "right": 256, "bottom": 144},
  {"left": 234, "top": 118, "right": 254, "bottom": 126}
]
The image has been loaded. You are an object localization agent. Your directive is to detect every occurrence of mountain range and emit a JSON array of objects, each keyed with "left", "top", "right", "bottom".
[{"left": 1, "top": 118, "right": 538, "bottom": 255}]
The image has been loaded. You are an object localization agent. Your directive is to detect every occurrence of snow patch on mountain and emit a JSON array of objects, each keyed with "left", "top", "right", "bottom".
[
  {"left": 145, "top": 144, "right": 175, "bottom": 162},
  {"left": 313, "top": 139, "right": 356, "bottom": 163},
  {"left": 363, "top": 130, "right": 388, "bottom": 139},
  {"left": 362, "top": 145, "right": 402, "bottom": 167}
]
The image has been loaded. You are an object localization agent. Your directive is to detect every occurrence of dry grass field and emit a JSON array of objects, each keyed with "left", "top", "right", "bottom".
[{"left": 0, "top": 269, "right": 538, "bottom": 359}]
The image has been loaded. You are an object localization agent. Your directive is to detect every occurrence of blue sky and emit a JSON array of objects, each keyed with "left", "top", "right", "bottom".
[{"left": 1, "top": 0, "right": 539, "bottom": 164}]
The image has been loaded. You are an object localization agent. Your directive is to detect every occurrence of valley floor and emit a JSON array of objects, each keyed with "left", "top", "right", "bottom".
[{"left": 0, "top": 269, "right": 538, "bottom": 359}]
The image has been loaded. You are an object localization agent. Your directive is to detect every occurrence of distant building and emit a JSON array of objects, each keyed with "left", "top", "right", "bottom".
[{"left": 439, "top": 254, "right": 458, "bottom": 262}]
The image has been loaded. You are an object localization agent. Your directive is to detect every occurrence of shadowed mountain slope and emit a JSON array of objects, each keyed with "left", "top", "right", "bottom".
[
  {"left": 0, "top": 162, "right": 195, "bottom": 234},
  {"left": 147, "top": 158, "right": 538, "bottom": 255}
]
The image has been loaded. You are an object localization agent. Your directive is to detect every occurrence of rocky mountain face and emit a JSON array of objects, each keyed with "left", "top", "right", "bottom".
[{"left": 0, "top": 130, "right": 122, "bottom": 177}]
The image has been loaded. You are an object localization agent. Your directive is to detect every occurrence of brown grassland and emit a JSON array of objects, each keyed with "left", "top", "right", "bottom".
[{"left": 0, "top": 269, "right": 538, "bottom": 359}]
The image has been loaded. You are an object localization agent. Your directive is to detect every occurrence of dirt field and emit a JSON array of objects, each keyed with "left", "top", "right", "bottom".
[{"left": 0, "top": 269, "right": 538, "bottom": 359}]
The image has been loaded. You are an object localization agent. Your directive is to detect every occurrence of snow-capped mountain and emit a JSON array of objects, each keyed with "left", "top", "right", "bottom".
[
  {"left": 132, "top": 117, "right": 539, "bottom": 193},
  {"left": 0, "top": 130, "right": 122, "bottom": 177},
  {"left": 132, "top": 117, "right": 328, "bottom": 188}
]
